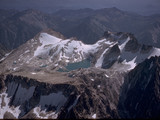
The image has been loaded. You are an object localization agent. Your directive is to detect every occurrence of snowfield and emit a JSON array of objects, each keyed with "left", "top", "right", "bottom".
[
  {"left": 1, "top": 31, "right": 160, "bottom": 73},
  {"left": 34, "top": 33, "right": 113, "bottom": 63}
]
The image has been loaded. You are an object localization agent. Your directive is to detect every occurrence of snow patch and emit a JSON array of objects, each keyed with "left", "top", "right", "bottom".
[
  {"left": 123, "top": 57, "right": 137, "bottom": 70},
  {"left": 31, "top": 72, "right": 36, "bottom": 75},
  {"left": 105, "top": 74, "right": 109, "bottom": 78},
  {"left": 119, "top": 37, "right": 130, "bottom": 51},
  {"left": 92, "top": 114, "right": 96, "bottom": 119},
  {"left": 0, "top": 92, "right": 21, "bottom": 119},
  {"left": 148, "top": 48, "right": 160, "bottom": 59},
  {"left": 33, "top": 107, "right": 57, "bottom": 119},
  {"left": 24, "top": 50, "right": 30, "bottom": 54},
  {"left": 54, "top": 63, "right": 58, "bottom": 67},
  {"left": 95, "top": 48, "right": 109, "bottom": 68},
  {"left": 91, "top": 79, "right": 94, "bottom": 81},
  {"left": 0, "top": 51, "right": 13, "bottom": 62},
  {"left": 34, "top": 33, "right": 61, "bottom": 57},
  {"left": 65, "top": 59, "right": 70, "bottom": 63},
  {"left": 13, "top": 67, "right": 18, "bottom": 71},
  {"left": 105, "top": 41, "right": 114, "bottom": 45}
]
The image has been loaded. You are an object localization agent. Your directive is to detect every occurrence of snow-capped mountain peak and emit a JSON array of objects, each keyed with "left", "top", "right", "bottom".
[{"left": 1, "top": 30, "right": 160, "bottom": 73}]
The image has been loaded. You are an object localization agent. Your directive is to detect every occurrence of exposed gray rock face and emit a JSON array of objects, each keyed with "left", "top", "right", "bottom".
[
  {"left": 0, "top": 55, "right": 160, "bottom": 119},
  {"left": 102, "top": 44, "right": 120, "bottom": 69},
  {"left": 124, "top": 34, "right": 140, "bottom": 52},
  {"left": 140, "top": 44, "right": 153, "bottom": 54},
  {"left": 58, "top": 68, "right": 125, "bottom": 119},
  {"left": 0, "top": 73, "right": 77, "bottom": 119},
  {"left": 0, "top": 67, "right": 126, "bottom": 119},
  {"left": 1, "top": 30, "right": 160, "bottom": 75},
  {"left": 0, "top": 23, "right": 160, "bottom": 118}
]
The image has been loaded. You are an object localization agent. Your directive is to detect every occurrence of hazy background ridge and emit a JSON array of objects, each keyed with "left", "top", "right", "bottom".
[{"left": 0, "top": 0, "right": 160, "bottom": 15}]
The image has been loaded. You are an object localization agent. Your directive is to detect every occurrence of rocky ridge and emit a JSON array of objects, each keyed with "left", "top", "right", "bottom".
[
  {"left": 118, "top": 56, "right": 160, "bottom": 118},
  {"left": 0, "top": 67, "right": 126, "bottom": 119},
  {"left": 1, "top": 56, "right": 160, "bottom": 119},
  {"left": 0, "top": 29, "right": 160, "bottom": 119},
  {"left": 0, "top": 30, "right": 160, "bottom": 74}
]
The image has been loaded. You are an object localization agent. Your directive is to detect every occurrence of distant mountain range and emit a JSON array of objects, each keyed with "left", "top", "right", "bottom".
[
  {"left": 0, "top": 9, "right": 18, "bottom": 22},
  {"left": 0, "top": 43, "right": 8, "bottom": 60},
  {"left": 0, "top": 7, "right": 160, "bottom": 50},
  {"left": 0, "top": 7, "right": 160, "bottom": 119}
]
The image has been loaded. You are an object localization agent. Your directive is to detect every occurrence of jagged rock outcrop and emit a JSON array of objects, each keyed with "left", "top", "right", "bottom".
[
  {"left": 0, "top": 27, "right": 160, "bottom": 119},
  {"left": 1, "top": 30, "right": 160, "bottom": 74},
  {"left": 53, "top": 8, "right": 160, "bottom": 47},
  {"left": 0, "top": 73, "right": 78, "bottom": 119},
  {"left": 1, "top": 51, "right": 160, "bottom": 119},
  {"left": 0, "top": 67, "right": 126, "bottom": 119},
  {"left": 0, "top": 75, "right": 5, "bottom": 92},
  {"left": 124, "top": 34, "right": 140, "bottom": 52},
  {"left": 119, "top": 56, "right": 160, "bottom": 118},
  {"left": 102, "top": 44, "right": 120, "bottom": 69},
  {"left": 58, "top": 68, "right": 125, "bottom": 119}
]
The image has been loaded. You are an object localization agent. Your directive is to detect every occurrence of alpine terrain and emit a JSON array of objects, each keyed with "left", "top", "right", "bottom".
[{"left": 0, "top": 28, "right": 160, "bottom": 119}]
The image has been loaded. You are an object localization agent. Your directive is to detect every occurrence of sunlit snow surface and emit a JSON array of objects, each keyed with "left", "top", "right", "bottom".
[
  {"left": 105, "top": 74, "right": 109, "bottom": 78},
  {"left": 92, "top": 114, "right": 96, "bottom": 119},
  {"left": 95, "top": 48, "right": 109, "bottom": 67},
  {"left": 120, "top": 47, "right": 160, "bottom": 70},
  {"left": 95, "top": 35, "right": 160, "bottom": 71},
  {"left": 34, "top": 33, "right": 113, "bottom": 63},
  {"left": 122, "top": 57, "right": 137, "bottom": 71},
  {"left": 33, "top": 107, "right": 58, "bottom": 119},
  {"left": 0, "top": 51, "right": 13, "bottom": 62},
  {"left": 0, "top": 92, "right": 21, "bottom": 119},
  {"left": 118, "top": 37, "right": 130, "bottom": 51},
  {"left": 0, "top": 86, "right": 69, "bottom": 119},
  {"left": 34, "top": 33, "right": 99, "bottom": 62}
]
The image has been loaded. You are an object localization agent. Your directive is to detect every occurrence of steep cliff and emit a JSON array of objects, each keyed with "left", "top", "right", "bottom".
[
  {"left": 0, "top": 67, "right": 125, "bottom": 119},
  {"left": 119, "top": 56, "right": 160, "bottom": 118}
]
